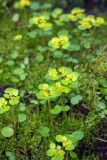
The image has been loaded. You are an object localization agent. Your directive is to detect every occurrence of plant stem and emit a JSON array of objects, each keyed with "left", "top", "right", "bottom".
[{"left": 48, "top": 99, "right": 53, "bottom": 128}]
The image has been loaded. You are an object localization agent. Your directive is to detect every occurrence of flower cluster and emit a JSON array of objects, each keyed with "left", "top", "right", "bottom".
[
  {"left": 49, "top": 35, "right": 70, "bottom": 49},
  {"left": 32, "top": 16, "right": 52, "bottom": 31},
  {"left": 47, "top": 132, "right": 83, "bottom": 160},
  {"left": 0, "top": 88, "right": 19, "bottom": 114},
  {"left": 79, "top": 15, "right": 105, "bottom": 30},
  {"left": 47, "top": 131, "right": 84, "bottom": 159},
  {"left": 37, "top": 67, "right": 79, "bottom": 100},
  {"left": 47, "top": 143, "right": 65, "bottom": 160},
  {"left": 36, "top": 83, "right": 60, "bottom": 100},
  {"left": 55, "top": 135, "right": 75, "bottom": 151},
  {"left": 4, "top": 88, "right": 20, "bottom": 105},
  {"left": 67, "top": 7, "right": 85, "bottom": 22}
]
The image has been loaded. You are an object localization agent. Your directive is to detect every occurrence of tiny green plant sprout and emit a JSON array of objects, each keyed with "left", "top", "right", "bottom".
[{"left": 47, "top": 131, "right": 84, "bottom": 160}]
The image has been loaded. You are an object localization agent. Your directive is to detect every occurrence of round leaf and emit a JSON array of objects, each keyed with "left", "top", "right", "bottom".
[{"left": 1, "top": 127, "right": 14, "bottom": 138}]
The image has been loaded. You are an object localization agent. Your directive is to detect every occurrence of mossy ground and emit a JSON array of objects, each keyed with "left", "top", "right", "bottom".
[{"left": 0, "top": 3, "right": 107, "bottom": 160}]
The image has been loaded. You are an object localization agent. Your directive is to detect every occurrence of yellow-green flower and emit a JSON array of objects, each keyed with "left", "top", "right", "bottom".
[
  {"left": 78, "top": 15, "right": 95, "bottom": 30},
  {"left": 20, "top": 0, "right": 30, "bottom": 6},
  {"left": 47, "top": 142, "right": 65, "bottom": 158},
  {"left": 32, "top": 16, "right": 52, "bottom": 31},
  {"left": 55, "top": 135, "right": 75, "bottom": 151},
  {"left": 58, "top": 67, "right": 72, "bottom": 77},
  {"left": 68, "top": 7, "right": 85, "bottom": 22},
  {"left": 47, "top": 68, "right": 59, "bottom": 81},
  {"left": 0, "top": 98, "right": 10, "bottom": 114},
  {"left": 93, "top": 17, "right": 105, "bottom": 26},
  {"left": 71, "top": 8, "right": 85, "bottom": 15},
  {"left": 78, "top": 15, "right": 105, "bottom": 30},
  {"left": 49, "top": 35, "right": 70, "bottom": 50},
  {"left": 59, "top": 35, "right": 70, "bottom": 49},
  {"left": 55, "top": 82, "right": 64, "bottom": 93},
  {"left": 4, "top": 88, "right": 20, "bottom": 105},
  {"left": 61, "top": 72, "right": 79, "bottom": 85},
  {"left": 32, "top": 16, "right": 46, "bottom": 25},
  {"left": 51, "top": 37, "right": 60, "bottom": 49},
  {"left": 37, "top": 84, "right": 60, "bottom": 100}
]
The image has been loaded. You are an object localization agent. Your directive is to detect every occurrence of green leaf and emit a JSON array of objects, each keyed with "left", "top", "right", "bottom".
[
  {"left": 36, "top": 54, "right": 44, "bottom": 63},
  {"left": 55, "top": 135, "right": 63, "bottom": 142},
  {"left": 11, "top": 51, "right": 18, "bottom": 59},
  {"left": 47, "top": 149, "right": 54, "bottom": 157},
  {"left": 51, "top": 105, "right": 62, "bottom": 114},
  {"left": 1, "top": 127, "right": 14, "bottom": 138},
  {"left": 57, "top": 29, "right": 69, "bottom": 36},
  {"left": 18, "top": 113, "right": 27, "bottom": 123},
  {"left": 53, "top": 51, "right": 63, "bottom": 58},
  {"left": 52, "top": 156, "right": 64, "bottom": 160},
  {"left": 37, "top": 46, "right": 47, "bottom": 52},
  {"left": 27, "top": 31, "right": 37, "bottom": 39},
  {"left": 96, "top": 102, "right": 106, "bottom": 111},
  {"left": 6, "top": 151, "right": 15, "bottom": 160},
  {"left": 12, "top": 13, "right": 20, "bottom": 22},
  {"left": 70, "top": 95, "right": 83, "bottom": 105},
  {"left": 39, "top": 126, "right": 50, "bottom": 137},
  {"left": 70, "top": 151, "right": 78, "bottom": 159},
  {"left": 99, "top": 78, "right": 107, "bottom": 88},
  {"left": 19, "top": 103, "right": 26, "bottom": 111},
  {"left": 71, "top": 131, "right": 84, "bottom": 141},
  {"left": 41, "top": 3, "right": 52, "bottom": 9},
  {"left": 24, "top": 57, "right": 29, "bottom": 65},
  {"left": 13, "top": 68, "right": 24, "bottom": 76},
  {"left": 61, "top": 105, "right": 70, "bottom": 112},
  {"left": 30, "top": 2, "right": 40, "bottom": 10},
  {"left": 65, "top": 144, "right": 75, "bottom": 151},
  {"left": 100, "top": 88, "right": 107, "bottom": 95},
  {"left": 67, "top": 44, "right": 81, "bottom": 51},
  {"left": 50, "top": 143, "right": 56, "bottom": 149}
]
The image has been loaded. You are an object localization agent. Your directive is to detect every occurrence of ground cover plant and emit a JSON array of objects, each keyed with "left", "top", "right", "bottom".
[{"left": 0, "top": 0, "right": 107, "bottom": 159}]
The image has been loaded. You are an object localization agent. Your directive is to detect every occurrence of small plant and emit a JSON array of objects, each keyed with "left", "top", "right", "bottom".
[
  {"left": 78, "top": 15, "right": 105, "bottom": 30},
  {"left": 37, "top": 66, "right": 79, "bottom": 101},
  {"left": 47, "top": 131, "right": 84, "bottom": 160},
  {"left": 0, "top": 88, "right": 26, "bottom": 139}
]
